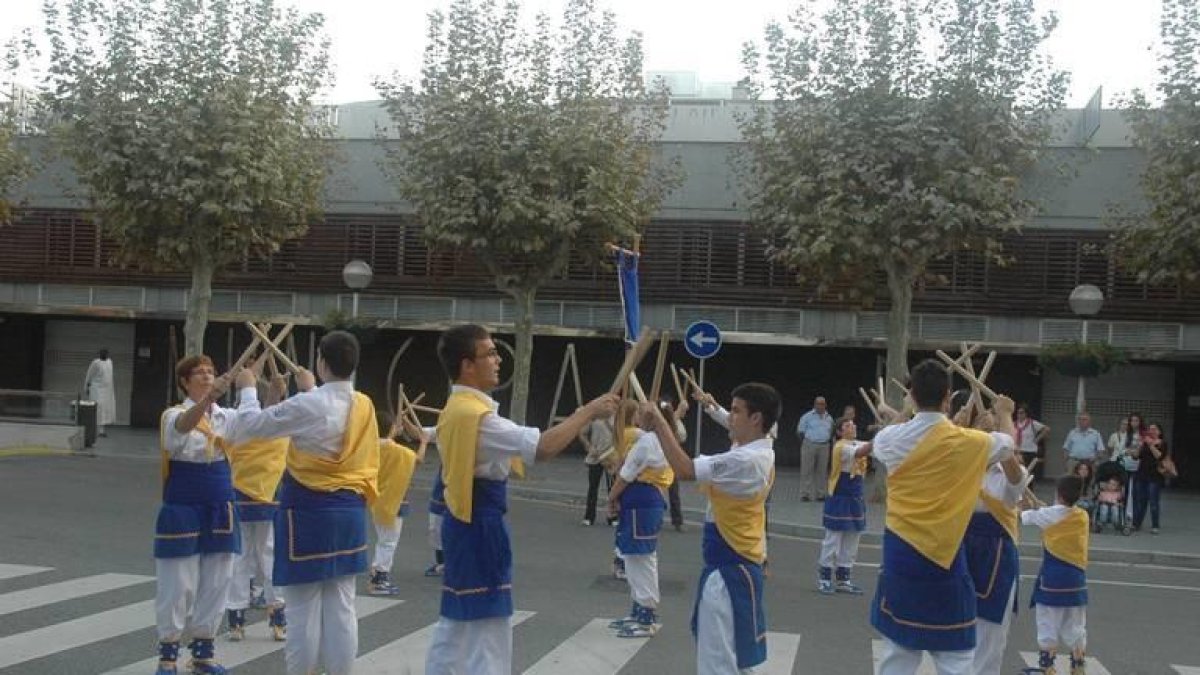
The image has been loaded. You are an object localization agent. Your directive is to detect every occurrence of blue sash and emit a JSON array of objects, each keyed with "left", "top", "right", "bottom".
[
  {"left": 691, "top": 523, "right": 768, "bottom": 669},
  {"left": 965, "top": 512, "right": 1019, "bottom": 623},
  {"left": 429, "top": 472, "right": 447, "bottom": 516},
  {"left": 234, "top": 488, "right": 278, "bottom": 523},
  {"left": 441, "top": 478, "right": 513, "bottom": 621},
  {"left": 1031, "top": 550, "right": 1087, "bottom": 608},
  {"left": 823, "top": 473, "right": 866, "bottom": 531},
  {"left": 616, "top": 482, "right": 666, "bottom": 556},
  {"left": 870, "top": 529, "right": 976, "bottom": 652},
  {"left": 155, "top": 460, "right": 240, "bottom": 559},
  {"left": 273, "top": 472, "right": 368, "bottom": 586}
]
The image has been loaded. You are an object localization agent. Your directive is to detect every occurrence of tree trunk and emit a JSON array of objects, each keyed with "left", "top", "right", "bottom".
[
  {"left": 884, "top": 261, "right": 915, "bottom": 407},
  {"left": 184, "top": 259, "right": 215, "bottom": 358},
  {"left": 508, "top": 286, "right": 537, "bottom": 425}
]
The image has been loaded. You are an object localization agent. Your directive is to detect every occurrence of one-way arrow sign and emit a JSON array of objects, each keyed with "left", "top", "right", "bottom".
[{"left": 684, "top": 320, "right": 722, "bottom": 359}]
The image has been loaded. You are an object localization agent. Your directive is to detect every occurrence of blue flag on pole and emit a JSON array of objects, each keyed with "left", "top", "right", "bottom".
[{"left": 616, "top": 249, "right": 640, "bottom": 345}]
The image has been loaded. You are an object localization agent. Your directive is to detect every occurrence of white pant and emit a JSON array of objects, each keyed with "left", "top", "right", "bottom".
[
  {"left": 696, "top": 571, "right": 760, "bottom": 675},
  {"left": 283, "top": 576, "right": 358, "bottom": 675},
  {"left": 973, "top": 583, "right": 1017, "bottom": 675},
  {"left": 819, "top": 530, "right": 862, "bottom": 569},
  {"left": 227, "top": 520, "right": 281, "bottom": 610},
  {"left": 372, "top": 517, "right": 404, "bottom": 572},
  {"left": 1035, "top": 604, "right": 1087, "bottom": 652},
  {"left": 425, "top": 615, "right": 513, "bottom": 675},
  {"left": 875, "top": 639, "right": 973, "bottom": 675},
  {"left": 156, "top": 553, "right": 235, "bottom": 641},
  {"left": 429, "top": 513, "right": 444, "bottom": 551},
  {"left": 624, "top": 552, "right": 659, "bottom": 609}
]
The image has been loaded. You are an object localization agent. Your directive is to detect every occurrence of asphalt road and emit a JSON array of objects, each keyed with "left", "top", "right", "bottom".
[{"left": 2, "top": 454, "right": 1200, "bottom": 674}]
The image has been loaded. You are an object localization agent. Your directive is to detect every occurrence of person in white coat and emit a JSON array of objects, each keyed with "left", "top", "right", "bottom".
[{"left": 84, "top": 348, "right": 117, "bottom": 435}]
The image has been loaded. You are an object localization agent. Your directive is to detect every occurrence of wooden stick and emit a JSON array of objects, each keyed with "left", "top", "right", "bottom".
[
  {"left": 608, "top": 327, "right": 655, "bottom": 396},
  {"left": 890, "top": 378, "right": 910, "bottom": 396},
  {"left": 936, "top": 350, "right": 999, "bottom": 400},
  {"left": 859, "top": 386, "right": 881, "bottom": 421},
  {"left": 398, "top": 386, "right": 425, "bottom": 431},
  {"left": 245, "top": 322, "right": 302, "bottom": 374},
  {"left": 628, "top": 372, "right": 649, "bottom": 403},
  {"left": 411, "top": 403, "right": 444, "bottom": 415},
  {"left": 670, "top": 363, "right": 685, "bottom": 404},
  {"left": 978, "top": 351, "right": 998, "bottom": 383},
  {"left": 648, "top": 331, "right": 670, "bottom": 403},
  {"left": 389, "top": 381, "right": 405, "bottom": 439},
  {"left": 229, "top": 335, "right": 264, "bottom": 373}
]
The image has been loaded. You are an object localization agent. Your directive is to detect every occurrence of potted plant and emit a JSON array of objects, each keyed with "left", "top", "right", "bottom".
[
  {"left": 1038, "top": 341, "right": 1127, "bottom": 378},
  {"left": 322, "top": 308, "right": 381, "bottom": 346}
]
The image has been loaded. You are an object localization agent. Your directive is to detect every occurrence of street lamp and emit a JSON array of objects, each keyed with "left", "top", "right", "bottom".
[
  {"left": 1068, "top": 283, "right": 1104, "bottom": 414},
  {"left": 342, "top": 260, "right": 373, "bottom": 318}
]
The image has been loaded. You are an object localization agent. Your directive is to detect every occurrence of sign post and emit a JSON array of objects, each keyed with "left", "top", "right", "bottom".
[{"left": 683, "top": 320, "right": 723, "bottom": 454}]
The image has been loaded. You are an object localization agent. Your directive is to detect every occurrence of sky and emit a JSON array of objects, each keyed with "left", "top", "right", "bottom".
[{"left": 3, "top": 0, "right": 1162, "bottom": 107}]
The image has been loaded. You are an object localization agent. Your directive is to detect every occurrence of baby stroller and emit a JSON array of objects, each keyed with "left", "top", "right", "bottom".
[{"left": 1090, "top": 460, "right": 1128, "bottom": 535}]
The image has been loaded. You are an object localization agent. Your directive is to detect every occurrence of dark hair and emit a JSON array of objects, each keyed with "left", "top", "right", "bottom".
[
  {"left": 437, "top": 324, "right": 491, "bottom": 380},
  {"left": 319, "top": 330, "right": 360, "bottom": 379},
  {"left": 910, "top": 359, "right": 950, "bottom": 409},
  {"left": 731, "top": 382, "right": 781, "bottom": 433},
  {"left": 1057, "top": 475, "right": 1083, "bottom": 506},
  {"left": 98, "top": 348, "right": 110, "bottom": 360},
  {"left": 1127, "top": 412, "right": 1145, "bottom": 448},
  {"left": 175, "top": 355, "right": 215, "bottom": 389}
]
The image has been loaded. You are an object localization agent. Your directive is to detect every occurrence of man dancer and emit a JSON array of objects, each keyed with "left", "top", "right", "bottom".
[
  {"left": 652, "top": 382, "right": 780, "bottom": 674},
  {"left": 870, "top": 359, "right": 1020, "bottom": 675},
  {"left": 232, "top": 331, "right": 379, "bottom": 675},
  {"left": 424, "top": 324, "right": 617, "bottom": 675},
  {"left": 154, "top": 356, "right": 243, "bottom": 675},
  {"left": 796, "top": 396, "right": 834, "bottom": 501}
]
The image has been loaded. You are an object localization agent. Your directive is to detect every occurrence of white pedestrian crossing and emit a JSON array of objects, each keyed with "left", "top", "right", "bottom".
[
  {"left": 354, "top": 610, "right": 536, "bottom": 675},
  {"left": 871, "top": 639, "right": 937, "bottom": 675},
  {"left": 761, "top": 631, "right": 802, "bottom": 674},
  {"left": 523, "top": 618, "right": 650, "bottom": 674},
  {"left": 0, "top": 599, "right": 155, "bottom": 670},
  {"left": 0, "top": 563, "right": 53, "bottom": 580},
  {"left": 1020, "top": 651, "right": 1113, "bottom": 675},
  {"left": 101, "top": 596, "right": 398, "bottom": 674},
  {"left": 0, "top": 573, "right": 152, "bottom": 617},
  {"left": 1171, "top": 666, "right": 1200, "bottom": 675}
]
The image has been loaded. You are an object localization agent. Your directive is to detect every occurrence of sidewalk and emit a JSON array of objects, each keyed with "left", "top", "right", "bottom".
[{"left": 86, "top": 427, "right": 1200, "bottom": 569}]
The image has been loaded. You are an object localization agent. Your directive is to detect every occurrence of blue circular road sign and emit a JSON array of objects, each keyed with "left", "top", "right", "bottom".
[{"left": 684, "top": 320, "right": 722, "bottom": 360}]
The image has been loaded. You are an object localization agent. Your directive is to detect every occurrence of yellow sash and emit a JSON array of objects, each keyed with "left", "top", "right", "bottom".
[
  {"left": 886, "top": 420, "right": 992, "bottom": 569},
  {"left": 228, "top": 438, "right": 289, "bottom": 503},
  {"left": 286, "top": 392, "right": 380, "bottom": 499},
  {"left": 616, "top": 427, "right": 639, "bottom": 464},
  {"left": 371, "top": 439, "right": 419, "bottom": 524},
  {"left": 159, "top": 405, "right": 229, "bottom": 483},
  {"left": 978, "top": 490, "right": 1020, "bottom": 543},
  {"left": 1044, "top": 507, "right": 1089, "bottom": 570},
  {"left": 827, "top": 439, "right": 868, "bottom": 495},
  {"left": 701, "top": 469, "right": 775, "bottom": 564},
  {"left": 437, "top": 390, "right": 492, "bottom": 523},
  {"left": 637, "top": 464, "right": 675, "bottom": 491}
]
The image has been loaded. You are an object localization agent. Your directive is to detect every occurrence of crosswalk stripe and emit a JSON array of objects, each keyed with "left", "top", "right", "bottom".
[
  {"left": 761, "top": 632, "right": 801, "bottom": 675},
  {"left": 0, "top": 563, "right": 53, "bottom": 581},
  {"left": 354, "top": 610, "right": 536, "bottom": 675},
  {"left": 1020, "top": 651, "right": 1112, "bottom": 675},
  {"left": 0, "top": 599, "right": 155, "bottom": 669},
  {"left": 0, "top": 573, "right": 152, "bottom": 617},
  {"left": 1172, "top": 666, "right": 1200, "bottom": 675},
  {"left": 871, "top": 639, "right": 936, "bottom": 675},
  {"left": 523, "top": 618, "right": 650, "bottom": 674},
  {"left": 100, "top": 596, "right": 398, "bottom": 675}
]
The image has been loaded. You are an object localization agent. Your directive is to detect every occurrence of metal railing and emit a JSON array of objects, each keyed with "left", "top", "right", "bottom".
[{"left": 0, "top": 389, "right": 81, "bottom": 425}]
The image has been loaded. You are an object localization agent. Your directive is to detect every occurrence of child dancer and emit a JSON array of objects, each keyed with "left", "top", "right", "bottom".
[
  {"left": 369, "top": 414, "right": 430, "bottom": 594},
  {"left": 818, "top": 418, "right": 872, "bottom": 594}
]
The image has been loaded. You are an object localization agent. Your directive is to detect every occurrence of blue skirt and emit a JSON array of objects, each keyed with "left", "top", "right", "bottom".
[
  {"left": 616, "top": 482, "right": 666, "bottom": 556},
  {"left": 964, "top": 513, "right": 1018, "bottom": 623},
  {"left": 155, "top": 460, "right": 240, "bottom": 559},
  {"left": 823, "top": 473, "right": 865, "bottom": 532},
  {"left": 441, "top": 478, "right": 513, "bottom": 621},
  {"left": 429, "top": 472, "right": 447, "bottom": 516},
  {"left": 1031, "top": 551, "right": 1087, "bottom": 608},
  {"left": 870, "top": 529, "right": 976, "bottom": 652},
  {"left": 692, "top": 523, "right": 768, "bottom": 670},
  {"left": 234, "top": 488, "right": 278, "bottom": 523},
  {"left": 273, "top": 472, "right": 368, "bottom": 586}
]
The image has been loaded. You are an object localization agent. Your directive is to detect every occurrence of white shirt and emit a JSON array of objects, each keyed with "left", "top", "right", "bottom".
[
  {"left": 161, "top": 398, "right": 242, "bottom": 464},
  {"left": 1014, "top": 418, "right": 1045, "bottom": 454},
  {"left": 694, "top": 437, "right": 775, "bottom": 522},
  {"left": 835, "top": 440, "right": 867, "bottom": 473},
  {"left": 236, "top": 380, "right": 356, "bottom": 458},
  {"left": 1021, "top": 504, "right": 1072, "bottom": 529},
  {"left": 448, "top": 385, "right": 540, "bottom": 480},
  {"left": 619, "top": 430, "right": 668, "bottom": 483},
  {"left": 871, "top": 411, "right": 1015, "bottom": 474},
  {"left": 975, "top": 464, "right": 1028, "bottom": 513}
]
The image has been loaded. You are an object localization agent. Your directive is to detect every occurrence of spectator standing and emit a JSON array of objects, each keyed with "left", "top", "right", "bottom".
[
  {"left": 1131, "top": 423, "right": 1170, "bottom": 534},
  {"left": 1116, "top": 413, "right": 1148, "bottom": 519},
  {"left": 580, "top": 415, "right": 616, "bottom": 526},
  {"left": 83, "top": 348, "right": 117, "bottom": 436},
  {"left": 797, "top": 396, "right": 835, "bottom": 501},
  {"left": 661, "top": 397, "right": 690, "bottom": 532},
  {"left": 1013, "top": 404, "right": 1048, "bottom": 472},
  {"left": 1062, "top": 413, "right": 1104, "bottom": 477}
]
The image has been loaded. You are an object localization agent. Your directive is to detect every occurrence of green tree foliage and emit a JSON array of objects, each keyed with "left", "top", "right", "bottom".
[
  {"left": 739, "top": 0, "right": 1066, "bottom": 399},
  {"left": 377, "top": 0, "right": 678, "bottom": 423},
  {"left": 0, "top": 33, "right": 35, "bottom": 225},
  {"left": 41, "top": 0, "right": 332, "bottom": 356},
  {"left": 1118, "top": 0, "right": 1200, "bottom": 285}
]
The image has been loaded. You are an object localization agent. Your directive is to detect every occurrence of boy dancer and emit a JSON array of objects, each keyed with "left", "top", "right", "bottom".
[
  {"left": 818, "top": 418, "right": 873, "bottom": 595},
  {"left": 424, "top": 324, "right": 617, "bottom": 675},
  {"left": 1022, "top": 475, "right": 1090, "bottom": 675},
  {"left": 369, "top": 415, "right": 429, "bottom": 595},
  {"left": 651, "top": 382, "right": 780, "bottom": 675},
  {"left": 606, "top": 402, "right": 674, "bottom": 638},
  {"left": 233, "top": 331, "right": 379, "bottom": 675}
]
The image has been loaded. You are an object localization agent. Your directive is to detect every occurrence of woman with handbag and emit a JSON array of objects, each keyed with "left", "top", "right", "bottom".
[{"left": 1131, "top": 423, "right": 1173, "bottom": 534}]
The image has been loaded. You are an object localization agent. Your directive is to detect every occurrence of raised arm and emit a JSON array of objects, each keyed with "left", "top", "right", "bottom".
[{"left": 536, "top": 394, "right": 618, "bottom": 462}]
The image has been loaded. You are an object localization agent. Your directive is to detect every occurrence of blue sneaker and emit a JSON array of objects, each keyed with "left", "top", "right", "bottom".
[
  {"left": 187, "top": 639, "right": 227, "bottom": 674},
  {"left": 368, "top": 569, "right": 402, "bottom": 596},
  {"left": 154, "top": 641, "right": 179, "bottom": 675}
]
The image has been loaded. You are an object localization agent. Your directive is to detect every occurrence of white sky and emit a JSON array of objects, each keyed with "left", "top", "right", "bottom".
[{"left": 3, "top": 0, "right": 1161, "bottom": 107}]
